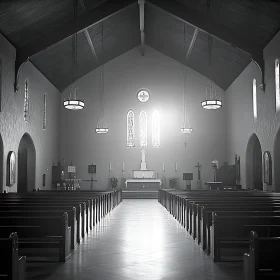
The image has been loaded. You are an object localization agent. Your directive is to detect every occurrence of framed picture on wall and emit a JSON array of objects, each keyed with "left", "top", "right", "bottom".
[
  {"left": 263, "top": 151, "right": 272, "bottom": 185},
  {"left": 7, "top": 151, "right": 16, "bottom": 186}
]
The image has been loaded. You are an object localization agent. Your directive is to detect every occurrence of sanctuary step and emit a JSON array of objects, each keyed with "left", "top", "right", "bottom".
[{"left": 122, "top": 190, "right": 158, "bottom": 199}]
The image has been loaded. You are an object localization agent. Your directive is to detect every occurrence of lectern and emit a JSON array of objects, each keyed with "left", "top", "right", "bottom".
[{"left": 183, "top": 173, "right": 193, "bottom": 190}]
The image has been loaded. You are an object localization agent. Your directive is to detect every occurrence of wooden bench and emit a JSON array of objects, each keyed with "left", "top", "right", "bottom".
[
  {"left": 200, "top": 206, "right": 280, "bottom": 251},
  {"left": 0, "top": 210, "right": 77, "bottom": 250},
  {"left": 210, "top": 214, "right": 280, "bottom": 262},
  {"left": 0, "top": 213, "right": 71, "bottom": 262},
  {"left": 0, "top": 232, "right": 26, "bottom": 280},
  {"left": 244, "top": 231, "right": 280, "bottom": 280}
]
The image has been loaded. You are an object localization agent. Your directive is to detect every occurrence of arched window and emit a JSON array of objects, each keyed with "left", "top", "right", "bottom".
[
  {"left": 253, "top": 79, "right": 257, "bottom": 121},
  {"left": 127, "top": 109, "right": 135, "bottom": 147},
  {"left": 152, "top": 111, "right": 160, "bottom": 147},
  {"left": 275, "top": 59, "right": 280, "bottom": 112},
  {"left": 0, "top": 60, "right": 2, "bottom": 112},
  {"left": 43, "top": 93, "right": 47, "bottom": 130},
  {"left": 139, "top": 110, "right": 147, "bottom": 147},
  {"left": 24, "top": 80, "right": 29, "bottom": 122}
]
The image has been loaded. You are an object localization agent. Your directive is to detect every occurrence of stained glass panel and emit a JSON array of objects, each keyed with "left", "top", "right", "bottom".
[
  {"left": 140, "top": 110, "right": 147, "bottom": 147},
  {"left": 152, "top": 111, "right": 160, "bottom": 147},
  {"left": 127, "top": 110, "right": 135, "bottom": 147},
  {"left": 24, "top": 80, "right": 29, "bottom": 122},
  {"left": 253, "top": 79, "right": 257, "bottom": 121},
  {"left": 43, "top": 93, "right": 47, "bottom": 130},
  {"left": 276, "top": 59, "right": 280, "bottom": 112}
]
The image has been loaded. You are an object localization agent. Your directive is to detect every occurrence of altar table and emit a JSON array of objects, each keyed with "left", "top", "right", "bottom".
[{"left": 125, "top": 179, "right": 161, "bottom": 191}]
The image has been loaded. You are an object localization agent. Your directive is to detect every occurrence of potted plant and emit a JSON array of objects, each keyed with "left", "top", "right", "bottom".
[
  {"left": 168, "top": 177, "right": 178, "bottom": 188},
  {"left": 110, "top": 177, "right": 118, "bottom": 188}
]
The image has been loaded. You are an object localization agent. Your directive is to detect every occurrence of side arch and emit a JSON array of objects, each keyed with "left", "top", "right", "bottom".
[
  {"left": 17, "top": 133, "right": 36, "bottom": 192},
  {"left": 246, "top": 133, "right": 263, "bottom": 190}
]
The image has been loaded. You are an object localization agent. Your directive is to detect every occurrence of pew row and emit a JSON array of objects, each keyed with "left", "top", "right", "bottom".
[
  {"left": 0, "top": 232, "right": 26, "bottom": 280},
  {"left": 244, "top": 231, "right": 280, "bottom": 280}
]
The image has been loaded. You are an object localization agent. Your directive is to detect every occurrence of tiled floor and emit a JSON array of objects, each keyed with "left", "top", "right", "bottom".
[{"left": 27, "top": 199, "right": 243, "bottom": 280}]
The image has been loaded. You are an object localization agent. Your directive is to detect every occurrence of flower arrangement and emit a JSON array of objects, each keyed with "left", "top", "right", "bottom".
[
  {"left": 110, "top": 177, "right": 118, "bottom": 188},
  {"left": 168, "top": 177, "right": 178, "bottom": 188}
]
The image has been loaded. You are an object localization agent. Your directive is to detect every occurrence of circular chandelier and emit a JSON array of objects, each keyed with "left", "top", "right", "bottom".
[
  {"left": 201, "top": 85, "right": 222, "bottom": 109},
  {"left": 63, "top": 0, "right": 84, "bottom": 110},
  {"left": 64, "top": 88, "right": 84, "bottom": 110},
  {"left": 95, "top": 22, "right": 108, "bottom": 134},
  {"left": 201, "top": 34, "right": 222, "bottom": 110}
]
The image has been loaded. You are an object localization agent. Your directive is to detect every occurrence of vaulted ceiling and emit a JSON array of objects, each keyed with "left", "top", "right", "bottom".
[{"left": 0, "top": 0, "right": 280, "bottom": 92}]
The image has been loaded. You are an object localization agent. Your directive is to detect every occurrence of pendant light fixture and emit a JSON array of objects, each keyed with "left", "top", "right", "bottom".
[
  {"left": 181, "top": 66, "right": 193, "bottom": 134},
  {"left": 201, "top": 33, "right": 221, "bottom": 110},
  {"left": 181, "top": 23, "right": 193, "bottom": 133},
  {"left": 64, "top": 0, "right": 85, "bottom": 110},
  {"left": 96, "top": 21, "right": 108, "bottom": 134}
]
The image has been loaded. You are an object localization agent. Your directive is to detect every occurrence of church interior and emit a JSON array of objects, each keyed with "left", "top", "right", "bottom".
[{"left": 1, "top": 0, "right": 280, "bottom": 279}]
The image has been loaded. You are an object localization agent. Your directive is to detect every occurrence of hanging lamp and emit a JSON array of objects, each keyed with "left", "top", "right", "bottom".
[
  {"left": 96, "top": 21, "right": 108, "bottom": 134},
  {"left": 201, "top": 34, "right": 222, "bottom": 110},
  {"left": 181, "top": 67, "right": 193, "bottom": 133},
  {"left": 64, "top": 0, "right": 85, "bottom": 110},
  {"left": 181, "top": 23, "right": 193, "bottom": 134}
]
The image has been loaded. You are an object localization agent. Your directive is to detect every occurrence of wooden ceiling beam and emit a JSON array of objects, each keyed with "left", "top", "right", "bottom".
[
  {"left": 78, "top": 0, "right": 98, "bottom": 61},
  {"left": 14, "top": 0, "right": 137, "bottom": 91},
  {"left": 138, "top": 0, "right": 145, "bottom": 56},
  {"left": 147, "top": 0, "right": 266, "bottom": 90}
]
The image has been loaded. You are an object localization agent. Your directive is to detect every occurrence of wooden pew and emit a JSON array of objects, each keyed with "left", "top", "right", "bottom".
[
  {"left": 210, "top": 214, "right": 280, "bottom": 262},
  {"left": 0, "top": 210, "right": 77, "bottom": 249},
  {"left": 0, "top": 205, "right": 81, "bottom": 244},
  {"left": 200, "top": 205, "right": 280, "bottom": 251},
  {"left": 0, "top": 232, "right": 26, "bottom": 280},
  {"left": 244, "top": 231, "right": 280, "bottom": 280},
  {"left": 0, "top": 213, "right": 71, "bottom": 262}
]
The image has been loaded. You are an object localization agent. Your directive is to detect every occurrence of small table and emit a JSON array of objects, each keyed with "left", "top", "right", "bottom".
[{"left": 205, "top": 181, "right": 223, "bottom": 190}]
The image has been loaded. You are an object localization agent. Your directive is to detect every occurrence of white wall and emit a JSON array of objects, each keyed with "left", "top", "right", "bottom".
[
  {"left": 0, "top": 33, "right": 61, "bottom": 192},
  {"left": 61, "top": 46, "right": 226, "bottom": 190},
  {"left": 225, "top": 31, "right": 280, "bottom": 191}
]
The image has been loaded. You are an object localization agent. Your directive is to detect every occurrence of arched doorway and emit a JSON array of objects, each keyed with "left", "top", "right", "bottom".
[
  {"left": 17, "top": 133, "right": 36, "bottom": 193},
  {"left": 274, "top": 128, "right": 280, "bottom": 192},
  {"left": 246, "top": 133, "right": 263, "bottom": 190}
]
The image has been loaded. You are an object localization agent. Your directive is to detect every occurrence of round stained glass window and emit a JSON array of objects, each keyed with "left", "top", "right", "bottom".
[{"left": 137, "top": 90, "right": 150, "bottom": 102}]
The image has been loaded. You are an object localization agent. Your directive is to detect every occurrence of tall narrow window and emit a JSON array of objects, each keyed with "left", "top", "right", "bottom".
[
  {"left": 275, "top": 59, "right": 280, "bottom": 112},
  {"left": 127, "top": 109, "right": 135, "bottom": 147},
  {"left": 0, "top": 60, "right": 2, "bottom": 112},
  {"left": 24, "top": 80, "right": 29, "bottom": 122},
  {"left": 152, "top": 111, "right": 160, "bottom": 147},
  {"left": 43, "top": 93, "right": 47, "bottom": 130},
  {"left": 139, "top": 110, "right": 147, "bottom": 147},
  {"left": 253, "top": 79, "right": 257, "bottom": 121}
]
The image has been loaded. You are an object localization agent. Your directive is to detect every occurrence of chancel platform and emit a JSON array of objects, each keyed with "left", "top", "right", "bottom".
[{"left": 123, "top": 149, "right": 160, "bottom": 198}]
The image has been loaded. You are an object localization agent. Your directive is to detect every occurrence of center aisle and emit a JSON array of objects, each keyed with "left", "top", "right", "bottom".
[{"left": 44, "top": 199, "right": 242, "bottom": 280}]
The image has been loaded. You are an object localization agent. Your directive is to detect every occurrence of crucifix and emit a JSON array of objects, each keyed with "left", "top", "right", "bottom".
[
  {"left": 195, "top": 162, "right": 202, "bottom": 189},
  {"left": 83, "top": 176, "right": 97, "bottom": 190},
  {"left": 83, "top": 164, "right": 97, "bottom": 190}
]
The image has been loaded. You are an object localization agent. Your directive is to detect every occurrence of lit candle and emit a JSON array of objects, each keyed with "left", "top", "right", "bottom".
[
  {"left": 162, "top": 162, "right": 165, "bottom": 172},
  {"left": 122, "top": 162, "right": 125, "bottom": 172},
  {"left": 109, "top": 162, "right": 111, "bottom": 172},
  {"left": 175, "top": 161, "right": 178, "bottom": 172}
]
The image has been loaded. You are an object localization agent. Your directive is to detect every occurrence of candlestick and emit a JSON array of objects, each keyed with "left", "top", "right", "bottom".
[
  {"left": 175, "top": 161, "right": 178, "bottom": 172},
  {"left": 162, "top": 162, "right": 165, "bottom": 172},
  {"left": 109, "top": 162, "right": 111, "bottom": 172},
  {"left": 122, "top": 162, "right": 125, "bottom": 172}
]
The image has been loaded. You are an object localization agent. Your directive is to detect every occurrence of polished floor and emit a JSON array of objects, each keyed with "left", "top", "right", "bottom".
[{"left": 27, "top": 199, "right": 243, "bottom": 280}]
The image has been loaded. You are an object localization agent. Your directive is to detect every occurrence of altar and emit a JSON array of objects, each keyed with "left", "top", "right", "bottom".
[
  {"left": 125, "top": 149, "right": 161, "bottom": 192},
  {"left": 125, "top": 179, "right": 161, "bottom": 191}
]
